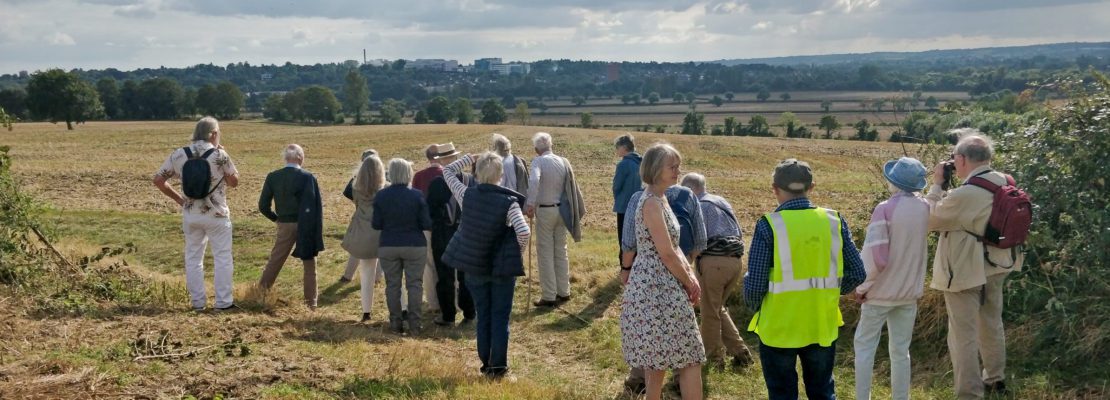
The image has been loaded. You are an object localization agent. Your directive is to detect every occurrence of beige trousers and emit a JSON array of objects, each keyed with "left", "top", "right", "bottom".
[
  {"left": 259, "top": 222, "right": 318, "bottom": 307},
  {"left": 943, "top": 273, "right": 1008, "bottom": 399},
  {"left": 696, "top": 255, "right": 750, "bottom": 361},
  {"left": 535, "top": 206, "right": 570, "bottom": 301}
]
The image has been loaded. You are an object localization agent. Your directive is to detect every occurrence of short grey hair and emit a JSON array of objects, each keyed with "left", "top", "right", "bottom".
[
  {"left": 640, "top": 142, "right": 682, "bottom": 185},
  {"left": 532, "top": 132, "right": 552, "bottom": 153},
  {"left": 192, "top": 116, "right": 219, "bottom": 141},
  {"left": 952, "top": 130, "right": 994, "bottom": 163},
  {"left": 386, "top": 158, "right": 413, "bottom": 187},
  {"left": 284, "top": 144, "right": 304, "bottom": 163},
  {"left": 475, "top": 151, "right": 504, "bottom": 185},
  {"left": 614, "top": 134, "right": 635, "bottom": 152},
  {"left": 680, "top": 173, "right": 705, "bottom": 193},
  {"left": 491, "top": 133, "right": 512, "bottom": 157}
]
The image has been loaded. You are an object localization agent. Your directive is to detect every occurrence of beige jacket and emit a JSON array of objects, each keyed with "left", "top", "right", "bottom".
[{"left": 925, "top": 165, "right": 1024, "bottom": 292}]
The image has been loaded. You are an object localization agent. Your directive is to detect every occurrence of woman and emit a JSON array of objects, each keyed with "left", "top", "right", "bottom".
[
  {"left": 620, "top": 143, "right": 705, "bottom": 400},
  {"left": 372, "top": 158, "right": 433, "bottom": 335},
  {"left": 341, "top": 151, "right": 386, "bottom": 322},
  {"left": 442, "top": 152, "right": 530, "bottom": 380},
  {"left": 341, "top": 149, "right": 378, "bottom": 283}
]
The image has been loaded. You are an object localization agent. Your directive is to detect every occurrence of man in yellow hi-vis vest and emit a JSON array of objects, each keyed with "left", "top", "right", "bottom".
[{"left": 743, "top": 159, "right": 866, "bottom": 400}]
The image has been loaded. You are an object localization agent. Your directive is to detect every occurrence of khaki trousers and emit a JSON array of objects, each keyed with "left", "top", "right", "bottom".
[
  {"left": 696, "top": 255, "right": 750, "bottom": 362},
  {"left": 943, "top": 273, "right": 1008, "bottom": 400},
  {"left": 535, "top": 206, "right": 570, "bottom": 301},
  {"left": 258, "top": 222, "right": 318, "bottom": 307}
]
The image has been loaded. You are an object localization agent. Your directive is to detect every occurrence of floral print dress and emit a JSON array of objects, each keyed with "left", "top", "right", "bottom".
[{"left": 620, "top": 192, "right": 706, "bottom": 370}]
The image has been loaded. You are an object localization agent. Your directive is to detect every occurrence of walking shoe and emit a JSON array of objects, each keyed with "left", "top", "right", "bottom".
[
  {"left": 433, "top": 317, "right": 454, "bottom": 327},
  {"left": 215, "top": 304, "right": 239, "bottom": 312},
  {"left": 460, "top": 316, "right": 475, "bottom": 325},
  {"left": 556, "top": 294, "right": 572, "bottom": 304},
  {"left": 338, "top": 276, "right": 352, "bottom": 283},
  {"left": 730, "top": 349, "right": 755, "bottom": 370},
  {"left": 985, "top": 381, "right": 1008, "bottom": 395},
  {"left": 360, "top": 313, "right": 371, "bottom": 323},
  {"left": 533, "top": 299, "right": 559, "bottom": 307}
]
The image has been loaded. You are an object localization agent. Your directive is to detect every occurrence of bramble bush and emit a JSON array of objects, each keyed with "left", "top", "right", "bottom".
[{"left": 993, "top": 73, "right": 1109, "bottom": 385}]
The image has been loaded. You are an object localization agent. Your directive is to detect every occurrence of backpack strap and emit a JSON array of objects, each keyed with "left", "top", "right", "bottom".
[
  {"left": 182, "top": 146, "right": 194, "bottom": 159},
  {"left": 200, "top": 147, "right": 218, "bottom": 160},
  {"left": 963, "top": 170, "right": 1018, "bottom": 269}
]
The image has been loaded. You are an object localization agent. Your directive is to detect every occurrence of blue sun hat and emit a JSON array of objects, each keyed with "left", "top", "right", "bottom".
[{"left": 883, "top": 157, "right": 928, "bottom": 192}]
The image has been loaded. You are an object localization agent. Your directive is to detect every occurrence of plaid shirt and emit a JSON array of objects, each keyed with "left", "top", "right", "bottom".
[{"left": 743, "top": 197, "right": 866, "bottom": 311}]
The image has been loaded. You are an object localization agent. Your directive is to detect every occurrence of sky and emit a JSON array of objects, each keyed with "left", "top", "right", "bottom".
[{"left": 1, "top": 0, "right": 1108, "bottom": 73}]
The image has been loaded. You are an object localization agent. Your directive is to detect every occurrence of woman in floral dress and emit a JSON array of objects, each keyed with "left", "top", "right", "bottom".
[{"left": 620, "top": 143, "right": 706, "bottom": 400}]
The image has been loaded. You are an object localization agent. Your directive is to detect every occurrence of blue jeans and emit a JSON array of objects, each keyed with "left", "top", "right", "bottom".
[
  {"left": 759, "top": 341, "right": 837, "bottom": 400},
  {"left": 465, "top": 273, "right": 516, "bottom": 374}
]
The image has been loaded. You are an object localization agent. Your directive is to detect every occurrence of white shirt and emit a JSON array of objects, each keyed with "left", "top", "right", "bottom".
[
  {"left": 154, "top": 140, "right": 238, "bottom": 218},
  {"left": 500, "top": 154, "right": 517, "bottom": 190}
]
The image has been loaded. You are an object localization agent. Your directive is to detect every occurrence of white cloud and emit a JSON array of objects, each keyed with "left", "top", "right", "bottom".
[
  {"left": 45, "top": 32, "right": 76, "bottom": 45},
  {"left": 751, "top": 21, "right": 773, "bottom": 31}
]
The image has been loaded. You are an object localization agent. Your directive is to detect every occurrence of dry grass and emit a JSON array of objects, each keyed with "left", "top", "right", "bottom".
[{"left": 0, "top": 121, "right": 1100, "bottom": 399}]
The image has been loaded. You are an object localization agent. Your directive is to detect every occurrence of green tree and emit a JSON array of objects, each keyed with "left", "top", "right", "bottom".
[
  {"left": 454, "top": 98, "right": 473, "bottom": 124},
  {"left": 513, "top": 101, "right": 530, "bottom": 125},
  {"left": 263, "top": 93, "right": 290, "bottom": 122},
  {"left": 480, "top": 99, "right": 507, "bottom": 124},
  {"left": 580, "top": 112, "right": 594, "bottom": 128},
  {"left": 425, "top": 96, "right": 453, "bottom": 124},
  {"left": 96, "top": 78, "right": 122, "bottom": 120},
  {"left": 723, "top": 116, "right": 739, "bottom": 136},
  {"left": 779, "top": 92, "right": 791, "bottom": 102},
  {"left": 672, "top": 92, "right": 685, "bottom": 103},
  {"left": 414, "top": 110, "right": 429, "bottom": 124},
  {"left": 853, "top": 119, "right": 879, "bottom": 141},
  {"left": 195, "top": 81, "right": 244, "bottom": 120},
  {"left": 747, "top": 115, "right": 771, "bottom": 136},
  {"left": 26, "top": 69, "right": 103, "bottom": 130},
  {"left": 0, "top": 107, "right": 13, "bottom": 131},
  {"left": 710, "top": 95, "right": 724, "bottom": 107},
  {"left": 376, "top": 98, "right": 404, "bottom": 125},
  {"left": 648, "top": 91, "right": 660, "bottom": 105},
  {"left": 572, "top": 95, "right": 586, "bottom": 106},
  {"left": 756, "top": 89, "right": 771, "bottom": 102},
  {"left": 925, "top": 96, "right": 939, "bottom": 110},
  {"left": 725, "top": 92, "right": 735, "bottom": 102},
  {"left": 821, "top": 100, "right": 833, "bottom": 113},
  {"left": 136, "top": 78, "right": 187, "bottom": 120},
  {"left": 342, "top": 69, "right": 370, "bottom": 124},
  {"left": 686, "top": 92, "right": 697, "bottom": 105},
  {"left": 294, "top": 85, "right": 341, "bottom": 124},
  {"left": 0, "top": 88, "right": 28, "bottom": 120},
  {"left": 780, "top": 112, "right": 802, "bottom": 137},
  {"left": 681, "top": 111, "right": 706, "bottom": 135},
  {"left": 818, "top": 115, "right": 841, "bottom": 139}
]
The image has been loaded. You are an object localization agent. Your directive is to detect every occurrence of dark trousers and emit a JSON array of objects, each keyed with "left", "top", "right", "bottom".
[
  {"left": 616, "top": 213, "right": 625, "bottom": 263},
  {"left": 433, "top": 226, "right": 474, "bottom": 322},
  {"left": 759, "top": 341, "right": 837, "bottom": 400},
  {"left": 466, "top": 274, "right": 516, "bottom": 374}
]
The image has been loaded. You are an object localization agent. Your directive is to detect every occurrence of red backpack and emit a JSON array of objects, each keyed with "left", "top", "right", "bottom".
[{"left": 966, "top": 172, "right": 1032, "bottom": 250}]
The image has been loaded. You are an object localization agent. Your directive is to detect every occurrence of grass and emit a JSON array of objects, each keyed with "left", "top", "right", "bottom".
[{"left": 0, "top": 120, "right": 1102, "bottom": 399}]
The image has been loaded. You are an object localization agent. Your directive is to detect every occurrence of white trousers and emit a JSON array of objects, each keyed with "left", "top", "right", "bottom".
[
  {"left": 424, "top": 230, "right": 440, "bottom": 311},
  {"left": 854, "top": 302, "right": 918, "bottom": 400},
  {"left": 535, "top": 206, "right": 570, "bottom": 301},
  {"left": 182, "top": 213, "right": 234, "bottom": 309}
]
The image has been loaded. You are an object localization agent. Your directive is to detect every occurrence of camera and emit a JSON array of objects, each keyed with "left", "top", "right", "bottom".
[{"left": 941, "top": 157, "right": 957, "bottom": 190}]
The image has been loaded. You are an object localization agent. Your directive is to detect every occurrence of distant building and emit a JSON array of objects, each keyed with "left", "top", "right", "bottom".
[
  {"left": 491, "top": 62, "right": 531, "bottom": 76},
  {"left": 606, "top": 63, "right": 620, "bottom": 82},
  {"left": 365, "top": 59, "right": 389, "bottom": 67},
  {"left": 260, "top": 73, "right": 273, "bottom": 81},
  {"left": 405, "top": 59, "right": 460, "bottom": 71},
  {"left": 474, "top": 58, "right": 502, "bottom": 71}
]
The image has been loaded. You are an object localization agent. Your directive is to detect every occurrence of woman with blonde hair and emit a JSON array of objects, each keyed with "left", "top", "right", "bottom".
[
  {"left": 341, "top": 151, "right": 388, "bottom": 322},
  {"left": 620, "top": 143, "right": 705, "bottom": 400}
]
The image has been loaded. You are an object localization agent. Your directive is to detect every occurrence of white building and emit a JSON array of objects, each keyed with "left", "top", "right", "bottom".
[{"left": 405, "top": 59, "right": 460, "bottom": 71}]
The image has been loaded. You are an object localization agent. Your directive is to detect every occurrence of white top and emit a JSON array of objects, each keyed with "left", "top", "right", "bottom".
[
  {"left": 500, "top": 154, "right": 517, "bottom": 190},
  {"left": 154, "top": 140, "right": 238, "bottom": 218}
]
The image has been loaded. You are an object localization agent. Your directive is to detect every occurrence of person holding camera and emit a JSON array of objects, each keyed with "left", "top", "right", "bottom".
[{"left": 926, "top": 130, "right": 1025, "bottom": 399}]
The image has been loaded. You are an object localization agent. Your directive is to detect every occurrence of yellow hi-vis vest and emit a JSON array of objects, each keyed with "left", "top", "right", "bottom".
[{"left": 747, "top": 207, "right": 845, "bottom": 348}]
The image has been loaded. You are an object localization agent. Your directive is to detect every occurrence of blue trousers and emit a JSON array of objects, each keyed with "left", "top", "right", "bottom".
[
  {"left": 759, "top": 340, "right": 837, "bottom": 400},
  {"left": 465, "top": 274, "right": 516, "bottom": 374}
]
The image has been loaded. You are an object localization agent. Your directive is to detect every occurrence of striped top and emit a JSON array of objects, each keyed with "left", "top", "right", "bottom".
[{"left": 445, "top": 155, "right": 531, "bottom": 252}]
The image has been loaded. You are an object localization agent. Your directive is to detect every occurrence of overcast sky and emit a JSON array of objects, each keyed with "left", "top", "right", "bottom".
[{"left": 1, "top": 0, "right": 1107, "bottom": 73}]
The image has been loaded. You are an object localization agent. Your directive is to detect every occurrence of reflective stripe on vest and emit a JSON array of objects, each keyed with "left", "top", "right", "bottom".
[{"left": 766, "top": 209, "right": 843, "bottom": 294}]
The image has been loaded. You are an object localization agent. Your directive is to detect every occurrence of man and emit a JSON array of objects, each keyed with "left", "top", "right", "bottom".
[
  {"left": 680, "top": 173, "right": 753, "bottom": 370},
  {"left": 425, "top": 143, "right": 475, "bottom": 326},
  {"left": 744, "top": 158, "right": 866, "bottom": 400},
  {"left": 491, "top": 133, "right": 529, "bottom": 194},
  {"left": 524, "top": 132, "right": 584, "bottom": 308},
  {"left": 412, "top": 144, "right": 445, "bottom": 313},
  {"left": 611, "top": 134, "right": 642, "bottom": 265},
  {"left": 258, "top": 144, "right": 325, "bottom": 309},
  {"left": 926, "top": 131, "right": 1023, "bottom": 399},
  {"left": 153, "top": 116, "right": 240, "bottom": 311},
  {"left": 618, "top": 181, "right": 707, "bottom": 395}
]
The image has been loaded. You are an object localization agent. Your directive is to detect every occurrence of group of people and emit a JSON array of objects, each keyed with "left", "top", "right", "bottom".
[
  {"left": 152, "top": 117, "right": 584, "bottom": 380},
  {"left": 609, "top": 132, "right": 1022, "bottom": 400},
  {"left": 153, "top": 117, "right": 1021, "bottom": 398}
]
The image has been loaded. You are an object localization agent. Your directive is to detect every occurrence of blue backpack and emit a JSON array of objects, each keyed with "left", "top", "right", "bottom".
[{"left": 181, "top": 147, "right": 223, "bottom": 200}]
